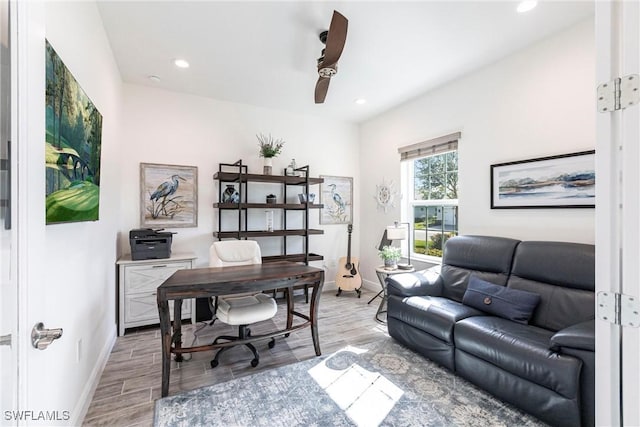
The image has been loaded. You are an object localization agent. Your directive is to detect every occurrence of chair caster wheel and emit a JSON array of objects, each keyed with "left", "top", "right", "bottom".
[
  {"left": 210, "top": 360, "right": 219, "bottom": 369},
  {"left": 251, "top": 358, "right": 259, "bottom": 367},
  {"left": 268, "top": 339, "right": 275, "bottom": 349}
]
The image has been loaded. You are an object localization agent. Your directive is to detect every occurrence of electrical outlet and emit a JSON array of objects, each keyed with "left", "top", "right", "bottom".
[{"left": 76, "top": 339, "right": 82, "bottom": 363}]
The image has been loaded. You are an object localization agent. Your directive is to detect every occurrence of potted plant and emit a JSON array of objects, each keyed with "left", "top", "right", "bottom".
[
  {"left": 379, "top": 245, "right": 402, "bottom": 270},
  {"left": 257, "top": 133, "right": 285, "bottom": 175}
]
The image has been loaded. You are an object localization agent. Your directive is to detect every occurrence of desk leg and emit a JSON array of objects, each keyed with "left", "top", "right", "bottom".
[
  {"left": 173, "top": 299, "right": 183, "bottom": 362},
  {"left": 286, "top": 287, "right": 294, "bottom": 332},
  {"left": 158, "top": 297, "right": 171, "bottom": 398},
  {"left": 310, "top": 275, "right": 324, "bottom": 356}
]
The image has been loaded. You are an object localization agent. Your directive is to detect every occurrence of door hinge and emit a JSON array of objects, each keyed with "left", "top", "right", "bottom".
[
  {"left": 0, "top": 334, "right": 11, "bottom": 347},
  {"left": 597, "top": 291, "right": 640, "bottom": 327},
  {"left": 597, "top": 74, "right": 639, "bottom": 112}
]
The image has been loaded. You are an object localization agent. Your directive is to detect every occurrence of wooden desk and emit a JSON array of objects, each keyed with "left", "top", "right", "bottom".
[{"left": 157, "top": 261, "right": 325, "bottom": 397}]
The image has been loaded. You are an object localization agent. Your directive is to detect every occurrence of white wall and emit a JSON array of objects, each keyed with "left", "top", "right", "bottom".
[
  {"left": 358, "top": 19, "right": 595, "bottom": 285},
  {"left": 20, "top": 1, "right": 123, "bottom": 424},
  {"left": 119, "top": 84, "right": 360, "bottom": 285}
]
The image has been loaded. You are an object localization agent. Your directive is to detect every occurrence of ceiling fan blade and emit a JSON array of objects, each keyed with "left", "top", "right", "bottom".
[
  {"left": 315, "top": 77, "right": 330, "bottom": 104},
  {"left": 322, "top": 10, "right": 348, "bottom": 67}
]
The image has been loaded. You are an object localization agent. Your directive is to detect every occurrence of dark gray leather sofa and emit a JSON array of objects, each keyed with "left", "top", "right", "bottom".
[{"left": 386, "top": 235, "right": 594, "bottom": 427}]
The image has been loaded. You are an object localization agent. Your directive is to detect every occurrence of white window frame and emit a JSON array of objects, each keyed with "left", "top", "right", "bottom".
[{"left": 401, "top": 150, "right": 459, "bottom": 264}]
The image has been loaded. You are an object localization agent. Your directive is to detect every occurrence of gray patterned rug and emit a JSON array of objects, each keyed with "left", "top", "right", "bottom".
[{"left": 154, "top": 338, "right": 546, "bottom": 427}]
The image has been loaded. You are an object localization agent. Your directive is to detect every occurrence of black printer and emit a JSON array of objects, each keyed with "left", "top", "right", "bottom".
[{"left": 129, "top": 228, "right": 173, "bottom": 261}]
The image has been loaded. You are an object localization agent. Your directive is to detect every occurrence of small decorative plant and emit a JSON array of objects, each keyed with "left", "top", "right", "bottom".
[
  {"left": 257, "top": 133, "right": 285, "bottom": 158},
  {"left": 379, "top": 245, "right": 402, "bottom": 261}
]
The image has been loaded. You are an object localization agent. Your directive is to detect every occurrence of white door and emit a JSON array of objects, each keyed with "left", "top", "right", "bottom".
[
  {"left": 595, "top": 1, "right": 640, "bottom": 425},
  {"left": 0, "top": 0, "right": 17, "bottom": 423}
]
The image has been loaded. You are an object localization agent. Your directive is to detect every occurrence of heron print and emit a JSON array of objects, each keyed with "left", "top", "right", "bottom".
[
  {"left": 320, "top": 176, "right": 353, "bottom": 224},
  {"left": 140, "top": 164, "right": 198, "bottom": 228}
]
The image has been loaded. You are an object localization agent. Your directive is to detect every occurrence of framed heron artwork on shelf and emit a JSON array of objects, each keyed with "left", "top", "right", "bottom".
[
  {"left": 140, "top": 163, "right": 198, "bottom": 228},
  {"left": 320, "top": 175, "right": 353, "bottom": 224},
  {"left": 45, "top": 40, "right": 103, "bottom": 224}
]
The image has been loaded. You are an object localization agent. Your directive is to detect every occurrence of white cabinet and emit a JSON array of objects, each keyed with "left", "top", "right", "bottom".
[{"left": 117, "top": 253, "right": 197, "bottom": 336}]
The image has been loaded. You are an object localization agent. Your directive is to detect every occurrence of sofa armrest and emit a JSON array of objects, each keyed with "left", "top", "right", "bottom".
[
  {"left": 386, "top": 266, "right": 443, "bottom": 297},
  {"left": 550, "top": 319, "right": 595, "bottom": 352}
]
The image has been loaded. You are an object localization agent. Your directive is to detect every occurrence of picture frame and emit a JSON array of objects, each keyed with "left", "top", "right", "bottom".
[
  {"left": 490, "top": 150, "right": 595, "bottom": 209},
  {"left": 140, "top": 163, "right": 198, "bottom": 228},
  {"left": 45, "top": 40, "right": 103, "bottom": 225},
  {"left": 320, "top": 175, "right": 353, "bottom": 224}
]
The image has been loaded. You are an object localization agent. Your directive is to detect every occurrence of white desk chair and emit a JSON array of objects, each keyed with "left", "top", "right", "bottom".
[{"left": 208, "top": 240, "right": 277, "bottom": 368}]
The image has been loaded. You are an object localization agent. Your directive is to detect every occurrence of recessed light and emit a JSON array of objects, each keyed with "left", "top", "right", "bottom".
[
  {"left": 355, "top": 98, "right": 367, "bottom": 105},
  {"left": 148, "top": 75, "right": 161, "bottom": 83},
  {"left": 517, "top": 1, "right": 537, "bottom": 13},
  {"left": 174, "top": 59, "right": 190, "bottom": 68}
]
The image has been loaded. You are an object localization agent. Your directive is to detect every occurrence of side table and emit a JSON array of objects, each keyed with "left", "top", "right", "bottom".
[{"left": 373, "top": 266, "right": 415, "bottom": 323}]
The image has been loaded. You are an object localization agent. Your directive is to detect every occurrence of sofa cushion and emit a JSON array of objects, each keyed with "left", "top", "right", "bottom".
[
  {"left": 509, "top": 241, "right": 595, "bottom": 332},
  {"left": 454, "top": 316, "right": 582, "bottom": 398},
  {"left": 439, "top": 235, "right": 520, "bottom": 302},
  {"left": 462, "top": 276, "right": 540, "bottom": 324},
  {"left": 390, "top": 295, "right": 485, "bottom": 344}
]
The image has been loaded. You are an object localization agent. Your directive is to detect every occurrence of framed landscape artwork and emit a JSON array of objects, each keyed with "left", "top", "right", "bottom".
[
  {"left": 320, "top": 175, "right": 353, "bottom": 224},
  {"left": 490, "top": 150, "right": 595, "bottom": 209},
  {"left": 140, "top": 163, "right": 198, "bottom": 228},
  {"left": 45, "top": 40, "right": 103, "bottom": 224}
]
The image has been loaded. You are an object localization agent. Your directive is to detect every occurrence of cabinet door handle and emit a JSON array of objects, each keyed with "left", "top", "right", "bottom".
[{"left": 152, "top": 265, "right": 168, "bottom": 268}]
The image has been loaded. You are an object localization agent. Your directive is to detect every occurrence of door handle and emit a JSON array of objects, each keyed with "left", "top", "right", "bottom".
[{"left": 31, "top": 322, "right": 63, "bottom": 350}]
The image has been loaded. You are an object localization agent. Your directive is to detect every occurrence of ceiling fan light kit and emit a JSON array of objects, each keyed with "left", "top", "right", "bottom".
[{"left": 314, "top": 10, "right": 348, "bottom": 104}]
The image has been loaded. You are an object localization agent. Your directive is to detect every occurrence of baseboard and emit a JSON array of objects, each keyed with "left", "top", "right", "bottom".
[{"left": 72, "top": 324, "right": 117, "bottom": 426}]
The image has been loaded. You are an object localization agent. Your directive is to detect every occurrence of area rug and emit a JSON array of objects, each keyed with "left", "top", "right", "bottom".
[{"left": 154, "top": 337, "right": 545, "bottom": 427}]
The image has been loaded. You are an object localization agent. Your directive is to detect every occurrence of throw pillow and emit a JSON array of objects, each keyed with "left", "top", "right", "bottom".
[{"left": 462, "top": 275, "right": 541, "bottom": 324}]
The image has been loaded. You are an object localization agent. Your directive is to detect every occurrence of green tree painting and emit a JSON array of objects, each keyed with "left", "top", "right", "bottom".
[{"left": 45, "top": 40, "right": 102, "bottom": 224}]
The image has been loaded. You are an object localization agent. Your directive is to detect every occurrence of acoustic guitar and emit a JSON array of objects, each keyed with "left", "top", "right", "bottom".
[{"left": 335, "top": 224, "right": 362, "bottom": 297}]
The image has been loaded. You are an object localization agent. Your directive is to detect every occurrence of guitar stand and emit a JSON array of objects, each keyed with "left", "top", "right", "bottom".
[{"left": 336, "top": 287, "right": 361, "bottom": 298}]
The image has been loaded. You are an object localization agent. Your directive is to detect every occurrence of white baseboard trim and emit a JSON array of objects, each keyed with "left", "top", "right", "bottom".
[{"left": 72, "top": 324, "right": 117, "bottom": 426}]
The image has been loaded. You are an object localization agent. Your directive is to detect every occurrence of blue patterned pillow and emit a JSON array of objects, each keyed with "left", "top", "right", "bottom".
[{"left": 462, "top": 275, "right": 541, "bottom": 324}]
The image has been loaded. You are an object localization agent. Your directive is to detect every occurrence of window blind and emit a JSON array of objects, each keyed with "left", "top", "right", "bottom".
[{"left": 398, "top": 131, "right": 461, "bottom": 161}]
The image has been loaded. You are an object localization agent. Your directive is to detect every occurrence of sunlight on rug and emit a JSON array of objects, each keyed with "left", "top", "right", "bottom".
[{"left": 308, "top": 346, "right": 403, "bottom": 426}]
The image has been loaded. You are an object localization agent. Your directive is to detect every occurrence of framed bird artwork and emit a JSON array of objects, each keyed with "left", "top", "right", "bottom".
[
  {"left": 140, "top": 163, "right": 198, "bottom": 228},
  {"left": 320, "top": 175, "right": 353, "bottom": 225}
]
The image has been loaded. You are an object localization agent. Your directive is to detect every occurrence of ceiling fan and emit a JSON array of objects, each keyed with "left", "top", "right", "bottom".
[{"left": 315, "top": 10, "right": 348, "bottom": 104}]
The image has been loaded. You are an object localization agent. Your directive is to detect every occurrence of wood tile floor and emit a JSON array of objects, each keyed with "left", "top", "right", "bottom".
[{"left": 83, "top": 288, "right": 387, "bottom": 426}]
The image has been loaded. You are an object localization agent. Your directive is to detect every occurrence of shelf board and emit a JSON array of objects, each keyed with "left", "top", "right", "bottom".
[
  {"left": 214, "top": 172, "right": 323, "bottom": 185},
  {"left": 213, "top": 229, "right": 324, "bottom": 238},
  {"left": 214, "top": 202, "right": 324, "bottom": 210},
  {"left": 262, "top": 253, "right": 324, "bottom": 263}
]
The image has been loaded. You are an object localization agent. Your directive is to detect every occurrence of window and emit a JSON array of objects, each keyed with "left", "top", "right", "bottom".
[{"left": 399, "top": 133, "right": 460, "bottom": 259}]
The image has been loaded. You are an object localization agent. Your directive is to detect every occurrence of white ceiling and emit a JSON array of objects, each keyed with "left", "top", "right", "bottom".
[{"left": 97, "top": 1, "right": 594, "bottom": 124}]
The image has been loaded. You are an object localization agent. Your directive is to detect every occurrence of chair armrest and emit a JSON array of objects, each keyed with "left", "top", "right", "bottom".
[
  {"left": 550, "top": 319, "right": 595, "bottom": 352},
  {"left": 386, "top": 267, "right": 443, "bottom": 297}
]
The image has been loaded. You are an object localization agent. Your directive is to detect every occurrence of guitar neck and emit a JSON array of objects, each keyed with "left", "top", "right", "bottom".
[{"left": 346, "top": 229, "right": 352, "bottom": 264}]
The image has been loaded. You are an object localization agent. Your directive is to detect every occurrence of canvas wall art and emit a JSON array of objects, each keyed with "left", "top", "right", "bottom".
[
  {"left": 45, "top": 40, "right": 103, "bottom": 224},
  {"left": 140, "top": 163, "right": 198, "bottom": 228},
  {"left": 320, "top": 175, "right": 353, "bottom": 224},
  {"left": 490, "top": 150, "right": 595, "bottom": 209}
]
